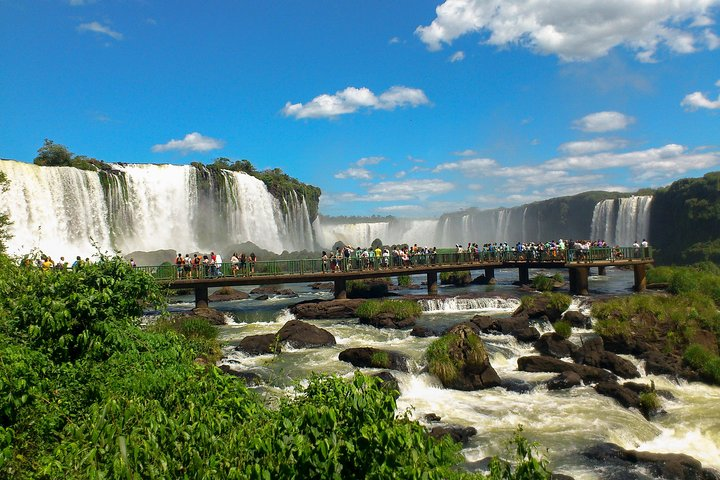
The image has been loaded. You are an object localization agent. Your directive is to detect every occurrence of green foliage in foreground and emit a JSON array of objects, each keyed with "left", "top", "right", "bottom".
[
  {"left": 426, "top": 327, "right": 487, "bottom": 385},
  {"left": 488, "top": 427, "right": 552, "bottom": 480},
  {"left": 356, "top": 299, "right": 422, "bottom": 321},
  {"left": 647, "top": 263, "right": 720, "bottom": 306},
  {"left": 553, "top": 320, "right": 572, "bottom": 339},
  {"left": 683, "top": 344, "right": 720, "bottom": 385}
]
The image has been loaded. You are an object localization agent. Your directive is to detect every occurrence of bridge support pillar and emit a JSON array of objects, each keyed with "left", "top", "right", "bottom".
[
  {"left": 569, "top": 267, "right": 589, "bottom": 295},
  {"left": 195, "top": 286, "right": 209, "bottom": 309},
  {"left": 519, "top": 266, "right": 530, "bottom": 285},
  {"left": 484, "top": 268, "right": 495, "bottom": 280},
  {"left": 334, "top": 279, "right": 347, "bottom": 299},
  {"left": 427, "top": 272, "right": 438, "bottom": 295},
  {"left": 598, "top": 266, "right": 607, "bottom": 276},
  {"left": 633, "top": 264, "right": 647, "bottom": 292}
]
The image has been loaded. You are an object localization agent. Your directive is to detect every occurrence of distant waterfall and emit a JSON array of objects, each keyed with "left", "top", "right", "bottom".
[
  {"left": 0, "top": 160, "right": 317, "bottom": 258},
  {"left": 312, "top": 217, "right": 440, "bottom": 249},
  {"left": 589, "top": 196, "right": 653, "bottom": 245}
]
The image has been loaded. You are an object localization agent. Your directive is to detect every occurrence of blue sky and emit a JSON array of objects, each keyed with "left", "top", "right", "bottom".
[{"left": 1, "top": 0, "right": 719, "bottom": 217}]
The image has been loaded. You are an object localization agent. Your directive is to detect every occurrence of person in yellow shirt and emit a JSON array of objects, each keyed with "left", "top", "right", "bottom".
[{"left": 41, "top": 256, "right": 53, "bottom": 271}]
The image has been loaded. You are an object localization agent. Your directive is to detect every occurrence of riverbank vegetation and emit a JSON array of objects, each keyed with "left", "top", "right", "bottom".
[{"left": 356, "top": 299, "right": 422, "bottom": 322}]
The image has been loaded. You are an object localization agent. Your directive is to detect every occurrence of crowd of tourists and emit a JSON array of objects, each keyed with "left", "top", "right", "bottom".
[
  {"left": 22, "top": 254, "right": 96, "bottom": 271},
  {"left": 173, "top": 251, "right": 258, "bottom": 278}
]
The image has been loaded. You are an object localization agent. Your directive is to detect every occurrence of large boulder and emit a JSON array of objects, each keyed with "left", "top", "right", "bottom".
[
  {"left": 250, "top": 285, "right": 281, "bottom": 295},
  {"left": 410, "top": 326, "right": 439, "bottom": 337},
  {"left": 428, "top": 324, "right": 502, "bottom": 390},
  {"left": 562, "top": 310, "right": 592, "bottom": 329},
  {"left": 339, "top": 347, "right": 409, "bottom": 372},
  {"left": 235, "top": 334, "right": 280, "bottom": 355},
  {"left": 547, "top": 371, "right": 582, "bottom": 390},
  {"left": 534, "top": 333, "right": 578, "bottom": 358},
  {"left": 593, "top": 381, "right": 641, "bottom": 410},
  {"left": 290, "top": 299, "right": 365, "bottom": 319},
  {"left": 209, "top": 287, "right": 250, "bottom": 302},
  {"left": 470, "top": 315, "right": 541, "bottom": 343},
  {"left": 191, "top": 307, "right": 228, "bottom": 325},
  {"left": 573, "top": 336, "right": 641, "bottom": 379},
  {"left": 428, "top": 425, "right": 477, "bottom": 444},
  {"left": 513, "top": 294, "right": 569, "bottom": 322},
  {"left": 359, "top": 311, "right": 416, "bottom": 329},
  {"left": 517, "top": 356, "right": 615, "bottom": 383},
  {"left": 584, "top": 443, "right": 720, "bottom": 480},
  {"left": 277, "top": 320, "right": 336, "bottom": 348}
]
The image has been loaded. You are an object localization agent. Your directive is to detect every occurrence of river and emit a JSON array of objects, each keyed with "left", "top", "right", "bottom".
[{"left": 167, "top": 267, "right": 720, "bottom": 478}]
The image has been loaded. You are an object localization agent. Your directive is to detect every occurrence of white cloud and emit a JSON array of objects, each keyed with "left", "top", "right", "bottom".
[
  {"left": 334, "top": 168, "right": 372, "bottom": 180},
  {"left": 151, "top": 132, "right": 225, "bottom": 153},
  {"left": 69, "top": 0, "right": 94, "bottom": 5},
  {"left": 376, "top": 205, "right": 425, "bottom": 213},
  {"left": 283, "top": 86, "right": 429, "bottom": 119},
  {"left": 77, "top": 21, "right": 123, "bottom": 40},
  {"left": 453, "top": 149, "right": 477, "bottom": 156},
  {"left": 356, "top": 156, "right": 385, "bottom": 166},
  {"left": 681, "top": 81, "right": 720, "bottom": 109},
  {"left": 558, "top": 138, "right": 628, "bottom": 155},
  {"left": 449, "top": 51, "right": 465, "bottom": 62},
  {"left": 546, "top": 144, "right": 720, "bottom": 180},
  {"left": 395, "top": 170, "right": 407, "bottom": 178},
  {"left": 573, "top": 111, "right": 635, "bottom": 132},
  {"left": 415, "top": 0, "right": 720, "bottom": 61},
  {"left": 367, "top": 179, "right": 455, "bottom": 199},
  {"left": 389, "top": 36, "right": 401, "bottom": 44},
  {"left": 432, "top": 157, "right": 498, "bottom": 173}
]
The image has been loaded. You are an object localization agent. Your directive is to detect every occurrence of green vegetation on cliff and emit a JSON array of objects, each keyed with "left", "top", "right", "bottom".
[
  {"left": 33, "top": 139, "right": 112, "bottom": 172},
  {"left": 650, "top": 171, "right": 720, "bottom": 265}
]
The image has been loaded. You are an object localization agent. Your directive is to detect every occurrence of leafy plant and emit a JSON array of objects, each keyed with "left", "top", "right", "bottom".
[
  {"left": 488, "top": 426, "right": 552, "bottom": 480},
  {"left": 553, "top": 320, "right": 572, "bottom": 339}
]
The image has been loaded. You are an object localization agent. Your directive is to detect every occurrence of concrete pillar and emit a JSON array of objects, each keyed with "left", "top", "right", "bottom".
[
  {"left": 519, "top": 266, "right": 530, "bottom": 285},
  {"left": 334, "top": 278, "right": 347, "bottom": 299},
  {"left": 484, "top": 268, "right": 495, "bottom": 280},
  {"left": 569, "top": 267, "right": 589, "bottom": 295},
  {"left": 195, "top": 286, "right": 209, "bottom": 309},
  {"left": 427, "top": 272, "right": 438, "bottom": 295},
  {"left": 598, "top": 266, "right": 607, "bottom": 276},
  {"left": 633, "top": 264, "right": 647, "bottom": 292}
]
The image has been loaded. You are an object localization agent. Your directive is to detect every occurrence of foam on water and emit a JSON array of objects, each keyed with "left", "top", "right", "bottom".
[{"left": 420, "top": 297, "right": 521, "bottom": 313}]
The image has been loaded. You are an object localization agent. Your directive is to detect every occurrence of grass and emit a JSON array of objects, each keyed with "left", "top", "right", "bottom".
[
  {"left": 370, "top": 351, "right": 391, "bottom": 368},
  {"left": 397, "top": 275, "right": 411, "bottom": 287},
  {"left": 150, "top": 315, "right": 221, "bottom": 362},
  {"left": 683, "top": 344, "right": 720, "bottom": 385},
  {"left": 355, "top": 299, "right": 422, "bottom": 321},
  {"left": 553, "top": 320, "right": 572, "bottom": 339},
  {"left": 440, "top": 271, "right": 471, "bottom": 286},
  {"left": 531, "top": 273, "right": 563, "bottom": 292},
  {"left": 425, "top": 328, "right": 487, "bottom": 385}
]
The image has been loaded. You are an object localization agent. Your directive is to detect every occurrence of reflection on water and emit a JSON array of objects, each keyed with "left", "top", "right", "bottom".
[{"left": 165, "top": 267, "right": 720, "bottom": 479}]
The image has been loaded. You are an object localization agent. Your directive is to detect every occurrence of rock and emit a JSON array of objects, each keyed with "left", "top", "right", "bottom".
[
  {"left": 517, "top": 356, "right": 615, "bottom": 383},
  {"left": 563, "top": 310, "right": 592, "bottom": 329},
  {"left": 308, "top": 282, "right": 333, "bottom": 290},
  {"left": 347, "top": 278, "right": 391, "bottom": 298},
  {"left": 573, "top": 336, "right": 640, "bottom": 379},
  {"left": 290, "top": 299, "right": 365, "bottom": 319},
  {"left": 428, "top": 425, "right": 477, "bottom": 444},
  {"left": 235, "top": 334, "right": 280, "bottom": 355},
  {"left": 372, "top": 371, "right": 400, "bottom": 398},
  {"left": 469, "top": 315, "right": 540, "bottom": 343},
  {"left": 359, "top": 311, "right": 417, "bottom": 329},
  {"left": 472, "top": 274, "right": 496, "bottom": 285},
  {"left": 584, "top": 443, "right": 720, "bottom": 480},
  {"left": 191, "top": 307, "right": 227, "bottom": 325},
  {"left": 338, "top": 347, "right": 409, "bottom": 372},
  {"left": 643, "top": 350, "right": 684, "bottom": 377},
  {"left": 513, "top": 294, "right": 566, "bottom": 322},
  {"left": 534, "top": 333, "right": 578, "bottom": 358},
  {"left": 424, "top": 413, "right": 441, "bottom": 422},
  {"left": 551, "top": 475, "right": 575, "bottom": 480},
  {"left": 218, "top": 365, "right": 262, "bottom": 385},
  {"left": 410, "top": 326, "right": 439, "bottom": 337},
  {"left": 547, "top": 371, "right": 582, "bottom": 390},
  {"left": 277, "top": 320, "right": 336, "bottom": 349},
  {"left": 431, "top": 324, "right": 502, "bottom": 390},
  {"left": 250, "top": 285, "right": 280, "bottom": 294},
  {"left": 501, "top": 378, "right": 534, "bottom": 393},
  {"left": 594, "top": 381, "right": 641, "bottom": 410},
  {"left": 275, "top": 288, "right": 298, "bottom": 297},
  {"left": 254, "top": 295, "right": 269, "bottom": 301},
  {"left": 209, "top": 288, "right": 250, "bottom": 302}
]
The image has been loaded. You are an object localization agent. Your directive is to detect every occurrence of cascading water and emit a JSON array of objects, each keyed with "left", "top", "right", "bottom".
[
  {"left": 590, "top": 199, "right": 617, "bottom": 243},
  {"left": 589, "top": 196, "right": 653, "bottom": 245},
  {"left": 0, "top": 160, "right": 317, "bottom": 258}
]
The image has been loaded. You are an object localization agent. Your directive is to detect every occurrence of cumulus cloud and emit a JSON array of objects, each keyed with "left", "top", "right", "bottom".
[
  {"left": 558, "top": 138, "right": 629, "bottom": 155},
  {"left": 573, "top": 111, "right": 635, "bottom": 132},
  {"left": 453, "top": 149, "right": 478, "bottom": 156},
  {"left": 77, "top": 21, "right": 123, "bottom": 40},
  {"left": 151, "top": 132, "right": 225, "bottom": 153},
  {"left": 389, "top": 36, "right": 401, "bottom": 44},
  {"left": 376, "top": 205, "right": 425, "bottom": 213},
  {"left": 356, "top": 156, "right": 385, "bottom": 166},
  {"left": 334, "top": 168, "right": 373, "bottom": 180},
  {"left": 681, "top": 81, "right": 720, "bottom": 109},
  {"left": 283, "top": 86, "right": 429, "bottom": 119},
  {"left": 546, "top": 144, "right": 720, "bottom": 180},
  {"left": 415, "top": 0, "right": 720, "bottom": 61},
  {"left": 366, "top": 179, "right": 455, "bottom": 199},
  {"left": 432, "top": 157, "right": 498, "bottom": 173},
  {"left": 449, "top": 51, "right": 465, "bottom": 62}
]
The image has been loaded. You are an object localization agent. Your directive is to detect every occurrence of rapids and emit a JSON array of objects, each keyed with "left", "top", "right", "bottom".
[{"left": 163, "top": 267, "right": 720, "bottom": 478}]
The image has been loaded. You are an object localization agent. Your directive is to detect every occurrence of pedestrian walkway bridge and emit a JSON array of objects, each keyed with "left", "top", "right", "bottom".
[{"left": 143, "top": 246, "right": 654, "bottom": 308}]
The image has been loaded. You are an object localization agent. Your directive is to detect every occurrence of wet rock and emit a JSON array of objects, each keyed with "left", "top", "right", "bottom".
[
  {"left": 583, "top": 442, "right": 720, "bottom": 480},
  {"left": 515, "top": 327, "right": 542, "bottom": 343},
  {"left": 469, "top": 315, "right": 540, "bottom": 343},
  {"left": 209, "top": 288, "right": 249, "bottom": 302},
  {"left": 372, "top": 371, "right": 400, "bottom": 398},
  {"left": 562, "top": 310, "right": 592, "bottom": 329},
  {"left": 275, "top": 288, "right": 298, "bottom": 297},
  {"left": 250, "top": 285, "right": 280, "bottom": 294},
  {"left": 513, "top": 294, "right": 566, "bottom": 322},
  {"left": 359, "top": 310, "right": 417, "bottom": 329},
  {"left": 424, "top": 413, "right": 441, "bottom": 422},
  {"left": 290, "top": 299, "right": 365, "bottom": 319},
  {"left": 308, "top": 282, "right": 333, "bottom": 290},
  {"left": 501, "top": 377, "right": 534, "bottom": 393},
  {"left": 594, "top": 381, "right": 641, "bottom": 410},
  {"left": 428, "top": 425, "right": 477, "bottom": 444},
  {"left": 573, "top": 336, "right": 640, "bottom": 379},
  {"left": 432, "top": 324, "right": 502, "bottom": 390},
  {"left": 472, "top": 274, "right": 496, "bottom": 285},
  {"left": 254, "top": 294, "right": 269, "bottom": 301},
  {"left": 534, "top": 333, "right": 578, "bottom": 358},
  {"left": 547, "top": 371, "right": 582, "bottom": 390},
  {"left": 277, "top": 319, "right": 336, "bottom": 349},
  {"left": 191, "top": 307, "right": 227, "bottom": 325},
  {"left": 410, "top": 326, "right": 439, "bottom": 337},
  {"left": 338, "top": 347, "right": 409, "bottom": 372},
  {"left": 517, "top": 356, "right": 615, "bottom": 383},
  {"left": 218, "top": 365, "right": 262, "bottom": 385},
  {"left": 235, "top": 334, "right": 280, "bottom": 355}
]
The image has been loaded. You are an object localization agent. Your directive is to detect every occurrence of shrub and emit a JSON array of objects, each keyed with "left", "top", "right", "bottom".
[
  {"left": 488, "top": 426, "right": 552, "bottom": 480},
  {"left": 356, "top": 300, "right": 422, "bottom": 321},
  {"left": 683, "top": 344, "right": 720, "bottom": 385},
  {"left": 639, "top": 391, "right": 661, "bottom": 417},
  {"left": 553, "top": 320, "right": 572, "bottom": 339},
  {"left": 531, "top": 275, "right": 555, "bottom": 292},
  {"left": 426, "top": 328, "right": 487, "bottom": 386},
  {"left": 546, "top": 292, "right": 572, "bottom": 314},
  {"left": 440, "top": 271, "right": 471, "bottom": 286},
  {"left": 347, "top": 278, "right": 389, "bottom": 298},
  {"left": 397, "top": 275, "right": 411, "bottom": 287}
]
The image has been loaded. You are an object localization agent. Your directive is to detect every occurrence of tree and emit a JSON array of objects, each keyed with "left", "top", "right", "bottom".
[
  {"left": 33, "top": 139, "right": 73, "bottom": 166},
  {"left": 0, "top": 171, "right": 11, "bottom": 252},
  {"left": 231, "top": 159, "right": 256, "bottom": 174}
]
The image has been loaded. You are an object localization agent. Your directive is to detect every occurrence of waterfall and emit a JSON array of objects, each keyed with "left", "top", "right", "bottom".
[
  {"left": 589, "top": 196, "right": 652, "bottom": 245},
  {"left": 590, "top": 199, "right": 617, "bottom": 243},
  {"left": 0, "top": 160, "right": 317, "bottom": 258},
  {"left": 420, "top": 297, "right": 521, "bottom": 312}
]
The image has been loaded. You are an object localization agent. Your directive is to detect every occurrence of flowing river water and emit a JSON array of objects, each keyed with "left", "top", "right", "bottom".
[{"left": 167, "top": 267, "right": 720, "bottom": 478}]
